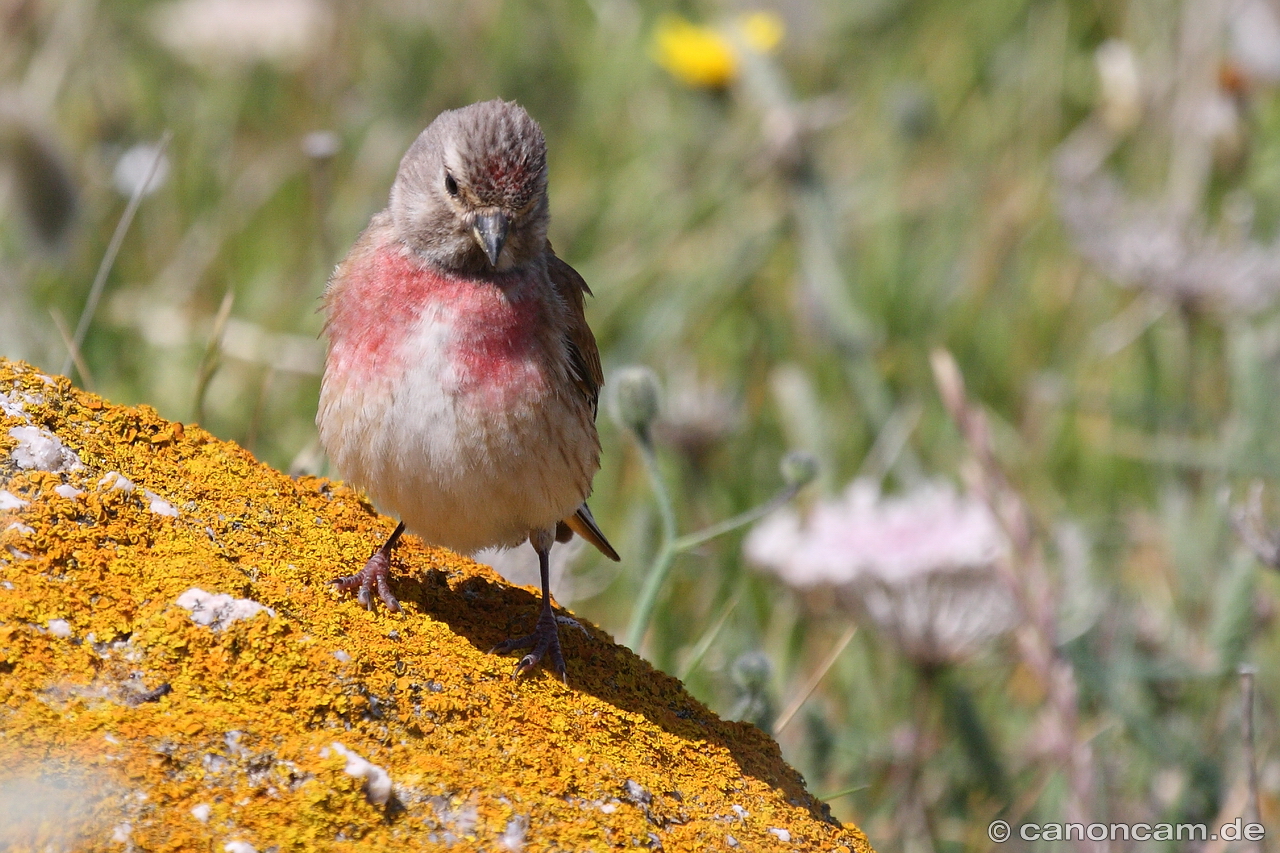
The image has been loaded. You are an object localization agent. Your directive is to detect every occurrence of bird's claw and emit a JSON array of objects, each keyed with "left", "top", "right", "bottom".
[
  {"left": 331, "top": 548, "right": 402, "bottom": 613},
  {"left": 492, "top": 610, "right": 566, "bottom": 683}
]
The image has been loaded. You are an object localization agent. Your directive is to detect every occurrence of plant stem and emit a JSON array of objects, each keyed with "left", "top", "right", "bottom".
[
  {"left": 626, "top": 436, "right": 678, "bottom": 651},
  {"left": 672, "top": 483, "right": 799, "bottom": 553},
  {"left": 63, "top": 130, "right": 171, "bottom": 380},
  {"left": 773, "top": 624, "right": 857, "bottom": 736},
  {"left": 627, "top": 437, "right": 806, "bottom": 653},
  {"left": 677, "top": 593, "right": 740, "bottom": 681}
]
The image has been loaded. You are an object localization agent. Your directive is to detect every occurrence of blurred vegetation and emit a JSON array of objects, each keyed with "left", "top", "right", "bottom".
[{"left": 4, "top": 0, "right": 1280, "bottom": 848}]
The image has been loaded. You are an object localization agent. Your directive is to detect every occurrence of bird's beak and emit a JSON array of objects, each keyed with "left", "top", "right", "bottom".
[{"left": 473, "top": 211, "right": 509, "bottom": 267}]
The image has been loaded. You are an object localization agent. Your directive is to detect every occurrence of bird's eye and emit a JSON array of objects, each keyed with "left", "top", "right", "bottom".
[{"left": 444, "top": 173, "right": 458, "bottom": 196}]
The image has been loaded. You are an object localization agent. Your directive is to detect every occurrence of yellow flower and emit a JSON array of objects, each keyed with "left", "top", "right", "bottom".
[
  {"left": 652, "top": 15, "right": 736, "bottom": 88},
  {"left": 651, "top": 11, "right": 784, "bottom": 89},
  {"left": 741, "top": 11, "right": 784, "bottom": 54}
]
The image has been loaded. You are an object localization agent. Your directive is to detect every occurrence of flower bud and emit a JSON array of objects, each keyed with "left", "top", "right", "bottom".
[
  {"left": 780, "top": 450, "right": 819, "bottom": 489},
  {"left": 731, "top": 650, "right": 773, "bottom": 693},
  {"left": 302, "top": 130, "right": 340, "bottom": 161},
  {"left": 610, "top": 366, "right": 661, "bottom": 440}
]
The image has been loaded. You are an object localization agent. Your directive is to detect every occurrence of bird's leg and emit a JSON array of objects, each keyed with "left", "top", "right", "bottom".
[
  {"left": 491, "top": 528, "right": 566, "bottom": 682},
  {"left": 332, "top": 521, "right": 405, "bottom": 613}
]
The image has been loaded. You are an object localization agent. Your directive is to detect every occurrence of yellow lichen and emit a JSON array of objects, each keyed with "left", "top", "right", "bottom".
[{"left": 0, "top": 358, "right": 873, "bottom": 852}]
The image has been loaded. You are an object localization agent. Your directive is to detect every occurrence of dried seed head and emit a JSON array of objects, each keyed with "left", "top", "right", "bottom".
[{"left": 610, "top": 366, "right": 661, "bottom": 440}]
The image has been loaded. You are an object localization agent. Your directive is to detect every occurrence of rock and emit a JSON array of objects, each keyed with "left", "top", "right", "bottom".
[{"left": 0, "top": 358, "right": 873, "bottom": 852}]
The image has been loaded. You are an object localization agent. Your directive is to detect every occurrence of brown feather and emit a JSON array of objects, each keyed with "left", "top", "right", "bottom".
[
  {"left": 545, "top": 244, "right": 604, "bottom": 419},
  {"left": 563, "top": 503, "right": 621, "bottom": 562},
  {"left": 544, "top": 243, "right": 618, "bottom": 561}
]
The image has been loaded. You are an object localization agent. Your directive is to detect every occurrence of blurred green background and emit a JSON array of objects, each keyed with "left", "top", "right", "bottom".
[{"left": 4, "top": 0, "right": 1280, "bottom": 847}]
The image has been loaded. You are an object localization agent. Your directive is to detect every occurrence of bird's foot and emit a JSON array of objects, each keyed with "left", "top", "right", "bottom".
[
  {"left": 331, "top": 546, "right": 402, "bottom": 613},
  {"left": 492, "top": 608, "right": 565, "bottom": 682},
  {"left": 556, "top": 613, "right": 590, "bottom": 637}
]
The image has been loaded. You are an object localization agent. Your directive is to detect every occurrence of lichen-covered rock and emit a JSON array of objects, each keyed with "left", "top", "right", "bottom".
[{"left": 0, "top": 359, "right": 873, "bottom": 852}]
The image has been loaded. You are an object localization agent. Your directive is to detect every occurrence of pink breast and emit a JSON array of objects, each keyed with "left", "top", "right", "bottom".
[{"left": 327, "top": 244, "right": 546, "bottom": 395}]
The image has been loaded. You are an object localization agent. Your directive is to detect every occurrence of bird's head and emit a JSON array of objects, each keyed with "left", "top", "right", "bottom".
[{"left": 389, "top": 99, "right": 549, "bottom": 274}]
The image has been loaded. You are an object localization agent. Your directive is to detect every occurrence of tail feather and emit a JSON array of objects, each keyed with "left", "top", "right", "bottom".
[{"left": 562, "top": 503, "right": 620, "bottom": 562}]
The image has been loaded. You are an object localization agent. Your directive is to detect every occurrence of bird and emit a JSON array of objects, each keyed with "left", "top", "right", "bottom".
[{"left": 316, "top": 99, "right": 620, "bottom": 681}]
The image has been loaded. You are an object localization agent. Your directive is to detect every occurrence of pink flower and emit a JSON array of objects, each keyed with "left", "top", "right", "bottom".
[{"left": 745, "top": 480, "right": 1019, "bottom": 664}]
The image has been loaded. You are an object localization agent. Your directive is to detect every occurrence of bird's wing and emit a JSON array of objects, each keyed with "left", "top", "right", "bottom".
[
  {"left": 562, "top": 504, "right": 620, "bottom": 562},
  {"left": 545, "top": 244, "right": 620, "bottom": 562},
  {"left": 545, "top": 244, "right": 604, "bottom": 419}
]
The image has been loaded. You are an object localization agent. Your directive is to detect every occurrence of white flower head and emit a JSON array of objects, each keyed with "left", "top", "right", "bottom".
[
  {"left": 653, "top": 366, "right": 742, "bottom": 462},
  {"left": 112, "top": 143, "right": 170, "bottom": 198},
  {"left": 1057, "top": 175, "right": 1279, "bottom": 314},
  {"left": 151, "top": 0, "right": 332, "bottom": 70},
  {"left": 745, "top": 479, "right": 1020, "bottom": 664}
]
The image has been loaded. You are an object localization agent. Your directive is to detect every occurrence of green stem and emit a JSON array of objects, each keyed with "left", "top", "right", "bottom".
[
  {"left": 639, "top": 433, "right": 677, "bottom": 545},
  {"left": 676, "top": 593, "right": 740, "bottom": 681},
  {"left": 626, "top": 435, "right": 678, "bottom": 651},
  {"left": 626, "top": 544, "right": 676, "bottom": 652},
  {"left": 627, "top": 436, "right": 809, "bottom": 653},
  {"left": 672, "top": 484, "right": 799, "bottom": 553}
]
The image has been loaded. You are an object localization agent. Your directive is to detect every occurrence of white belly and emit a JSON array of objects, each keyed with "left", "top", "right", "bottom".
[{"left": 317, "top": 304, "right": 596, "bottom": 553}]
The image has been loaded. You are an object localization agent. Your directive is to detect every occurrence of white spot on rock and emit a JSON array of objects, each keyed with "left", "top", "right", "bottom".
[
  {"left": 0, "top": 391, "right": 25, "bottom": 418},
  {"left": 768, "top": 827, "right": 791, "bottom": 842},
  {"left": 55, "top": 484, "right": 84, "bottom": 500},
  {"left": 47, "top": 619, "right": 72, "bottom": 638},
  {"left": 176, "top": 588, "right": 275, "bottom": 630},
  {"left": 145, "top": 491, "right": 179, "bottom": 517},
  {"left": 98, "top": 472, "right": 135, "bottom": 493},
  {"left": 191, "top": 803, "right": 212, "bottom": 823},
  {"left": 8, "top": 426, "right": 82, "bottom": 472},
  {"left": 111, "top": 822, "right": 132, "bottom": 843},
  {"left": 7, "top": 522, "right": 34, "bottom": 536},
  {"left": 223, "top": 842, "right": 257, "bottom": 853},
  {"left": 331, "top": 649, "right": 351, "bottom": 663},
  {"left": 0, "top": 490, "right": 27, "bottom": 510},
  {"left": 326, "top": 742, "right": 392, "bottom": 806},
  {"left": 500, "top": 814, "right": 529, "bottom": 851}
]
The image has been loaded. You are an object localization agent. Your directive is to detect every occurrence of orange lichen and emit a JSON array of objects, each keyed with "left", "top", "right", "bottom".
[{"left": 0, "top": 358, "right": 874, "bottom": 852}]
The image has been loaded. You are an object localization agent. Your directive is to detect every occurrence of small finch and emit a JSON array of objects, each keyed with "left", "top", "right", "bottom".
[{"left": 317, "top": 100, "right": 620, "bottom": 681}]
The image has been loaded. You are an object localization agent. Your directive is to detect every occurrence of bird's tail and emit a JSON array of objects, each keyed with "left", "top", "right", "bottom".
[{"left": 558, "top": 503, "right": 620, "bottom": 562}]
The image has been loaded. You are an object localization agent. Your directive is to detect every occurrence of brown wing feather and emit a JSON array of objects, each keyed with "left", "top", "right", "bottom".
[
  {"left": 565, "top": 504, "right": 620, "bottom": 562},
  {"left": 545, "top": 244, "right": 604, "bottom": 419},
  {"left": 545, "top": 243, "right": 620, "bottom": 561}
]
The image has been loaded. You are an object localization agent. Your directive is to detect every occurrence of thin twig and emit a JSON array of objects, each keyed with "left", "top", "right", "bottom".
[
  {"left": 1240, "top": 665, "right": 1262, "bottom": 853},
  {"left": 48, "top": 307, "right": 94, "bottom": 392},
  {"left": 677, "top": 593, "right": 740, "bottom": 682},
  {"left": 930, "top": 348, "right": 1102, "bottom": 853},
  {"left": 244, "top": 366, "right": 277, "bottom": 454},
  {"left": 773, "top": 624, "right": 857, "bottom": 736},
  {"left": 815, "top": 782, "right": 868, "bottom": 803},
  {"left": 857, "top": 400, "right": 923, "bottom": 486},
  {"left": 63, "top": 130, "right": 172, "bottom": 379},
  {"left": 192, "top": 290, "right": 235, "bottom": 423}
]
